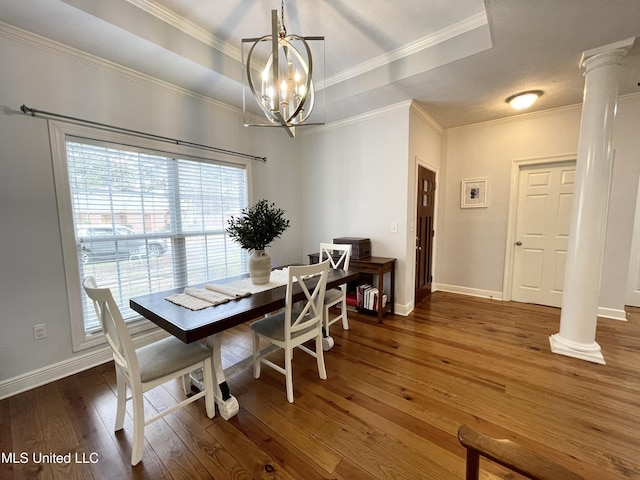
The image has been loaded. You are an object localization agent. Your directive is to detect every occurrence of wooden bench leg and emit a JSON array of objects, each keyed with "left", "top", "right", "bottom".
[{"left": 465, "top": 449, "right": 480, "bottom": 480}]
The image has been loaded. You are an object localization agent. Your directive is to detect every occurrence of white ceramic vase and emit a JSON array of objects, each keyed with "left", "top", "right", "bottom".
[{"left": 249, "top": 250, "right": 271, "bottom": 285}]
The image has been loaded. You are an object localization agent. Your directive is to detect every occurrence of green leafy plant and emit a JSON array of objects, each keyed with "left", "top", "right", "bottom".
[{"left": 226, "top": 199, "right": 291, "bottom": 252}]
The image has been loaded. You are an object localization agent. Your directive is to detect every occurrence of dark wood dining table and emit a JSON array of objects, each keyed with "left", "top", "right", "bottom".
[{"left": 129, "top": 268, "right": 359, "bottom": 419}]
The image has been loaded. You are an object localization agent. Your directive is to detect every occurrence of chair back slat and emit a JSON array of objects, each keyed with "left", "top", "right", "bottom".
[
  {"left": 285, "top": 261, "right": 329, "bottom": 336},
  {"left": 83, "top": 276, "right": 140, "bottom": 377},
  {"left": 319, "top": 243, "right": 351, "bottom": 271}
]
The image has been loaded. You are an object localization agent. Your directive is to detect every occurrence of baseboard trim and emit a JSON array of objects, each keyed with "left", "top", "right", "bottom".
[
  {"left": 433, "top": 283, "right": 504, "bottom": 301},
  {"left": 433, "top": 284, "right": 627, "bottom": 321},
  {"left": 393, "top": 301, "right": 413, "bottom": 316},
  {"left": 0, "top": 329, "right": 169, "bottom": 400},
  {"left": 597, "top": 307, "right": 627, "bottom": 321},
  {"left": 347, "top": 302, "right": 412, "bottom": 317}
]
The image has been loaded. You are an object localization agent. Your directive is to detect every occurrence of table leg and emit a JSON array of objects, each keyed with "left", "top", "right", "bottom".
[
  {"left": 207, "top": 333, "right": 239, "bottom": 420},
  {"left": 378, "top": 272, "right": 384, "bottom": 323}
]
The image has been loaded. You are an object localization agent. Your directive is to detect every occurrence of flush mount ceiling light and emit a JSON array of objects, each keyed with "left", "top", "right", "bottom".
[
  {"left": 242, "top": 1, "right": 325, "bottom": 137},
  {"left": 506, "top": 90, "right": 544, "bottom": 110}
]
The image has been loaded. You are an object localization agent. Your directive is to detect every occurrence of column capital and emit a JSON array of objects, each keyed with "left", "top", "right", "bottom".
[{"left": 580, "top": 37, "right": 635, "bottom": 73}]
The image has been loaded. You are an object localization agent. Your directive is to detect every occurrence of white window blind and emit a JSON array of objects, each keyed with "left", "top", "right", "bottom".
[{"left": 65, "top": 138, "right": 248, "bottom": 333}]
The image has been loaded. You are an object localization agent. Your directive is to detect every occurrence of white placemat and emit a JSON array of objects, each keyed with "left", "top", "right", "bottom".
[
  {"left": 205, "top": 283, "right": 251, "bottom": 298},
  {"left": 165, "top": 267, "right": 291, "bottom": 310}
]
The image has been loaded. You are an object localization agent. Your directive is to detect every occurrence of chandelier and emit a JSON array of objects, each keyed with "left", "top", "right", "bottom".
[{"left": 242, "top": 1, "right": 324, "bottom": 137}]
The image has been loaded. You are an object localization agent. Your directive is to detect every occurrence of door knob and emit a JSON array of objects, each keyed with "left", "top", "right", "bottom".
[{"left": 515, "top": 241, "right": 522, "bottom": 246}]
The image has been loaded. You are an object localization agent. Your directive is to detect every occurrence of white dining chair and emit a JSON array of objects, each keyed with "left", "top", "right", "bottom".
[
  {"left": 319, "top": 242, "right": 352, "bottom": 350},
  {"left": 250, "top": 260, "right": 330, "bottom": 403},
  {"left": 82, "top": 276, "right": 215, "bottom": 466}
]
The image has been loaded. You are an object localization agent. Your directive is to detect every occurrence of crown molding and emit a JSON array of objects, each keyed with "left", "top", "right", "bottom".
[
  {"left": 298, "top": 100, "right": 414, "bottom": 137},
  {"left": 324, "top": 12, "right": 488, "bottom": 88},
  {"left": 446, "top": 103, "right": 584, "bottom": 132},
  {"left": 126, "top": 0, "right": 242, "bottom": 62},
  {"left": 618, "top": 91, "right": 640, "bottom": 104},
  {"left": 410, "top": 101, "right": 444, "bottom": 134},
  {"left": 445, "top": 93, "right": 640, "bottom": 132},
  {"left": 446, "top": 91, "right": 640, "bottom": 132},
  {"left": 0, "top": 21, "right": 437, "bottom": 137},
  {"left": 124, "top": 1, "right": 486, "bottom": 92},
  {"left": 0, "top": 21, "right": 243, "bottom": 119}
]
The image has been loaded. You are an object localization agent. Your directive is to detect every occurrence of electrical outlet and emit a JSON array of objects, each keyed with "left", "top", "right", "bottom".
[{"left": 33, "top": 323, "right": 47, "bottom": 340}]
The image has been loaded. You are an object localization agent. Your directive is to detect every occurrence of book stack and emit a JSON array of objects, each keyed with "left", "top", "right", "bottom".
[
  {"left": 356, "top": 284, "right": 387, "bottom": 311},
  {"left": 346, "top": 292, "right": 357, "bottom": 307}
]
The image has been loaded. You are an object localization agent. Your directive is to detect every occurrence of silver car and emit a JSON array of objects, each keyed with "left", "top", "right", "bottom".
[{"left": 77, "top": 225, "right": 167, "bottom": 263}]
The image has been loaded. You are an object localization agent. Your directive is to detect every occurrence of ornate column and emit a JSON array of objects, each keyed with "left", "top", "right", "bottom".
[{"left": 549, "top": 38, "right": 635, "bottom": 364}]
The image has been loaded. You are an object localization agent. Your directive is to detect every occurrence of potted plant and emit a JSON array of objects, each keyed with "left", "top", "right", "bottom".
[{"left": 226, "top": 199, "right": 291, "bottom": 284}]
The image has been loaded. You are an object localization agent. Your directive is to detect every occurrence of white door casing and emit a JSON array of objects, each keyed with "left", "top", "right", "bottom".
[{"left": 509, "top": 160, "right": 576, "bottom": 307}]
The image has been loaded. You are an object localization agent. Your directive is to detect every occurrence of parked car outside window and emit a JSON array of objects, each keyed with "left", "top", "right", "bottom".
[{"left": 77, "top": 225, "right": 167, "bottom": 263}]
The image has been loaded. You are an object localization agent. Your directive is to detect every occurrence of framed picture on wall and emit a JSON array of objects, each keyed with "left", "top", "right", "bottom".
[{"left": 461, "top": 178, "right": 488, "bottom": 208}]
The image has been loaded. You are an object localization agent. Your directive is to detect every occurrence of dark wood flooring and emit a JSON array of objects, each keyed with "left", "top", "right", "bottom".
[{"left": 2, "top": 292, "right": 639, "bottom": 479}]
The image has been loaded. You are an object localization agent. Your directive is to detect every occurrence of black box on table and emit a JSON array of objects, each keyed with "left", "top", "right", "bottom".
[{"left": 332, "top": 237, "right": 371, "bottom": 259}]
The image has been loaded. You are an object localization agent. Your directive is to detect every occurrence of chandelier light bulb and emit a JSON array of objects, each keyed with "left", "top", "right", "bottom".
[{"left": 242, "top": 1, "right": 324, "bottom": 137}]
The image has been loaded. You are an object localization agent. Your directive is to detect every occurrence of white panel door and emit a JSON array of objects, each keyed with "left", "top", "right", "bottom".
[{"left": 512, "top": 162, "right": 576, "bottom": 307}]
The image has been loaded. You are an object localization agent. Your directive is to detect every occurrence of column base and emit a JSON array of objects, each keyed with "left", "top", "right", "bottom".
[{"left": 549, "top": 333, "right": 606, "bottom": 364}]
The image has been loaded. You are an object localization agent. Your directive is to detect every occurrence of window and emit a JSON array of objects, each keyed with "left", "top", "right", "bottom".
[{"left": 50, "top": 122, "right": 252, "bottom": 351}]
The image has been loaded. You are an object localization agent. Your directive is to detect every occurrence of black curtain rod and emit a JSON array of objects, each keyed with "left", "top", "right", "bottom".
[{"left": 19, "top": 104, "right": 267, "bottom": 163}]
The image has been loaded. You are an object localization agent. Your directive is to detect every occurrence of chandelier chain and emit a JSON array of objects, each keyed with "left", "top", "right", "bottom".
[{"left": 280, "top": 0, "right": 287, "bottom": 36}]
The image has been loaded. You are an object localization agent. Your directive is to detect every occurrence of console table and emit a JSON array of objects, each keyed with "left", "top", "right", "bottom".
[{"left": 308, "top": 253, "right": 395, "bottom": 323}]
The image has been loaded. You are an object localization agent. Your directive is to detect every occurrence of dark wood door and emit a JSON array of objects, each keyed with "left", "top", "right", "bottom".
[{"left": 415, "top": 166, "right": 435, "bottom": 304}]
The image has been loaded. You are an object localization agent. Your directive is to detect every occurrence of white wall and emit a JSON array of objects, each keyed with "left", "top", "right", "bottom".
[
  {"left": 297, "top": 102, "right": 444, "bottom": 314},
  {"left": 600, "top": 95, "right": 640, "bottom": 312},
  {"left": 299, "top": 105, "right": 411, "bottom": 309},
  {"left": 249, "top": 127, "right": 305, "bottom": 267},
  {"left": 0, "top": 25, "right": 299, "bottom": 383},
  {"left": 437, "top": 95, "right": 640, "bottom": 317},
  {"left": 438, "top": 106, "right": 583, "bottom": 295}
]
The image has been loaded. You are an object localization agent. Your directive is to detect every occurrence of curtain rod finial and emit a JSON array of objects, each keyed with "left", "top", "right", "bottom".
[{"left": 20, "top": 105, "right": 35, "bottom": 116}]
